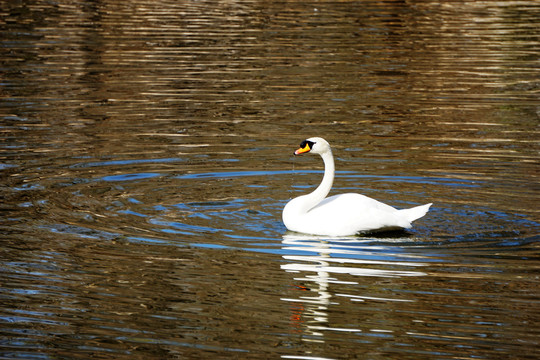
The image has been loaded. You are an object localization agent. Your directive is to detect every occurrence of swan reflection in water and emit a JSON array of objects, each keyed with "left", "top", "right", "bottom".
[{"left": 280, "top": 232, "right": 428, "bottom": 344}]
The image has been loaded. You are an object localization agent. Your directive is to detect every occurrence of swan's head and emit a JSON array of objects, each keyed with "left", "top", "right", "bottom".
[{"left": 294, "top": 137, "right": 331, "bottom": 155}]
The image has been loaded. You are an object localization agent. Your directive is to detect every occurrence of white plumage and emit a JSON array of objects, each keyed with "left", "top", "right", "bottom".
[{"left": 282, "top": 137, "right": 432, "bottom": 236}]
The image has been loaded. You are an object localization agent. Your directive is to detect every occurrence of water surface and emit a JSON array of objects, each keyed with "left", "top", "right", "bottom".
[{"left": 1, "top": 0, "right": 539, "bottom": 359}]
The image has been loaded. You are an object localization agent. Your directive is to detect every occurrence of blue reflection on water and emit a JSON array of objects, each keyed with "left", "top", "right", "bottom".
[{"left": 101, "top": 173, "right": 162, "bottom": 182}]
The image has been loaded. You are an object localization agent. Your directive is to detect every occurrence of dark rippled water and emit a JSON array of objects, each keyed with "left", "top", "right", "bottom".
[{"left": 1, "top": 1, "right": 539, "bottom": 359}]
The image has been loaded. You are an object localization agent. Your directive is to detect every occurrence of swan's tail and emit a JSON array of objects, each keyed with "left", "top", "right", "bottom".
[{"left": 399, "top": 203, "right": 432, "bottom": 223}]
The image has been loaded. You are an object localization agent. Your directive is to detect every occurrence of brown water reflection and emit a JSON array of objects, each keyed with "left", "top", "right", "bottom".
[{"left": 1, "top": 0, "right": 539, "bottom": 359}]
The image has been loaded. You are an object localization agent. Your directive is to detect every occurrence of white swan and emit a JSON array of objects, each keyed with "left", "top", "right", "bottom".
[{"left": 282, "top": 137, "right": 432, "bottom": 236}]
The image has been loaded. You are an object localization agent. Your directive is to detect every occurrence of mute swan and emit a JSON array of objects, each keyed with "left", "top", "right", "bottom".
[{"left": 282, "top": 137, "right": 432, "bottom": 236}]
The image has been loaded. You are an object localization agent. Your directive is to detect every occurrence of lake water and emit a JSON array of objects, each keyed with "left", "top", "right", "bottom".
[{"left": 1, "top": 0, "right": 539, "bottom": 359}]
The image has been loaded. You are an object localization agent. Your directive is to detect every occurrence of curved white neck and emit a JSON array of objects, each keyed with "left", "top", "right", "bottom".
[{"left": 303, "top": 150, "right": 334, "bottom": 212}]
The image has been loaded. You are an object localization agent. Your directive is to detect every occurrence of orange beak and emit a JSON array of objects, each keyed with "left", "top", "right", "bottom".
[{"left": 294, "top": 143, "right": 311, "bottom": 155}]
